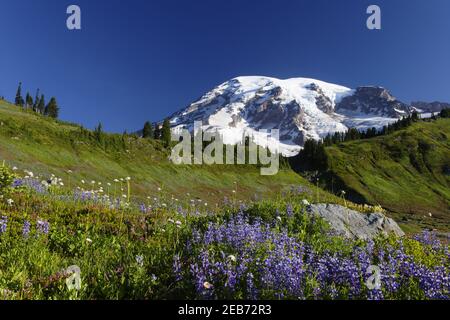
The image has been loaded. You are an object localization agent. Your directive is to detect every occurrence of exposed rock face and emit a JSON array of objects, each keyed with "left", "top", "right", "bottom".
[
  {"left": 336, "top": 86, "right": 411, "bottom": 117},
  {"left": 306, "top": 203, "right": 405, "bottom": 240},
  {"left": 411, "top": 101, "right": 450, "bottom": 113},
  {"left": 160, "top": 76, "right": 448, "bottom": 156}
]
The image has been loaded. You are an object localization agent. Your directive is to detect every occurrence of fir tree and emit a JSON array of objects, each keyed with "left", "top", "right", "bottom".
[
  {"left": 94, "top": 123, "right": 103, "bottom": 143},
  {"left": 440, "top": 108, "right": 450, "bottom": 118},
  {"left": 25, "top": 92, "right": 33, "bottom": 109},
  {"left": 161, "top": 118, "right": 171, "bottom": 147},
  {"left": 46, "top": 97, "right": 59, "bottom": 118},
  {"left": 15, "top": 82, "right": 24, "bottom": 107},
  {"left": 37, "top": 95, "right": 45, "bottom": 114},
  {"left": 142, "top": 121, "right": 153, "bottom": 139},
  {"left": 33, "top": 89, "right": 40, "bottom": 112}
]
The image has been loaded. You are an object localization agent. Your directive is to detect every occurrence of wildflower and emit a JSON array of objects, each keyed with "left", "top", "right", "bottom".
[
  {"left": 168, "top": 218, "right": 175, "bottom": 224},
  {"left": 286, "top": 204, "right": 293, "bottom": 217},
  {"left": 302, "top": 199, "right": 310, "bottom": 206},
  {"left": 151, "top": 274, "right": 157, "bottom": 281},
  {"left": 22, "top": 220, "right": 31, "bottom": 238},
  {"left": 157, "top": 187, "right": 161, "bottom": 191},
  {"left": 175, "top": 220, "right": 182, "bottom": 226},
  {"left": 91, "top": 180, "right": 96, "bottom": 185},
  {"left": 67, "top": 170, "right": 73, "bottom": 174},
  {"left": 0, "top": 216, "right": 7, "bottom": 234},
  {"left": 59, "top": 182, "right": 64, "bottom": 186},
  {"left": 114, "top": 179, "right": 119, "bottom": 183},
  {"left": 173, "top": 254, "right": 183, "bottom": 281},
  {"left": 36, "top": 220, "right": 50, "bottom": 235},
  {"left": 125, "top": 177, "right": 131, "bottom": 181},
  {"left": 86, "top": 238, "right": 93, "bottom": 243},
  {"left": 276, "top": 216, "right": 282, "bottom": 222},
  {"left": 228, "top": 255, "right": 237, "bottom": 262},
  {"left": 203, "top": 281, "right": 213, "bottom": 290},
  {"left": 135, "top": 255, "right": 144, "bottom": 267},
  {"left": 81, "top": 180, "right": 85, "bottom": 184},
  {"left": 12, "top": 166, "right": 18, "bottom": 171},
  {"left": 6, "top": 198, "right": 14, "bottom": 206}
]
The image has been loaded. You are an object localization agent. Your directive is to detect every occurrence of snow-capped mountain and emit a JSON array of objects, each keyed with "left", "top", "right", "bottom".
[{"left": 168, "top": 76, "right": 440, "bottom": 156}]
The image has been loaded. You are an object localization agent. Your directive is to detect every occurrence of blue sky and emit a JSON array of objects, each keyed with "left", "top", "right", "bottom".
[{"left": 1, "top": 0, "right": 449, "bottom": 132}]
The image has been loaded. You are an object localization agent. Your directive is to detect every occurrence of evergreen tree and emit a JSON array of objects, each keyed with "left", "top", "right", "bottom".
[
  {"left": 37, "top": 95, "right": 45, "bottom": 114},
  {"left": 15, "top": 82, "right": 24, "bottom": 107},
  {"left": 161, "top": 118, "right": 171, "bottom": 147},
  {"left": 33, "top": 89, "right": 40, "bottom": 112},
  {"left": 142, "top": 121, "right": 153, "bottom": 139},
  {"left": 25, "top": 92, "right": 33, "bottom": 109},
  {"left": 94, "top": 123, "right": 103, "bottom": 143},
  {"left": 46, "top": 97, "right": 59, "bottom": 118},
  {"left": 440, "top": 108, "right": 450, "bottom": 118}
]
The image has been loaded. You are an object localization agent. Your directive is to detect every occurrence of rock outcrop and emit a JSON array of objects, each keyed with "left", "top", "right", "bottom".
[{"left": 306, "top": 203, "right": 405, "bottom": 240}]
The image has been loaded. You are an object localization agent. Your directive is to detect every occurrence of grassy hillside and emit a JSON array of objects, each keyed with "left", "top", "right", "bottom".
[
  {"left": 0, "top": 99, "right": 308, "bottom": 204},
  {"left": 325, "top": 119, "right": 450, "bottom": 232}
]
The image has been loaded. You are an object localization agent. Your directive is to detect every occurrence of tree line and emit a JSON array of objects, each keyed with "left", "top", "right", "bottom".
[
  {"left": 13, "top": 82, "right": 59, "bottom": 119},
  {"left": 141, "top": 118, "right": 171, "bottom": 146},
  {"left": 291, "top": 109, "right": 450, "bottom": 172}
]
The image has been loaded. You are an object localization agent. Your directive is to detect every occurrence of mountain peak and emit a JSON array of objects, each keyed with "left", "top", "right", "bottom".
[{"left": 168, "top": 76, "right": 440, "bottom": 156}]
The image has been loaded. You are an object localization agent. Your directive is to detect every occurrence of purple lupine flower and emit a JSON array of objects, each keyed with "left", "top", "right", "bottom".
[
  {"left": 36, "top": 219, "right": 50, "bottom": 235},
  {"left": 173, "top": 254, "right": 183, "bottom": 281},
  {"left": 22, "top": 220, "right": 31, "bottom": 238},
  {"left": 286, "top": 204, "right": 293, "bottom": 218},
  {"left": 0, "top": 216, "right": 8, "bottom": 234}
]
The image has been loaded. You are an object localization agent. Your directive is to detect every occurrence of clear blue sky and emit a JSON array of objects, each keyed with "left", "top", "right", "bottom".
[{"left": 1, "top": 0, "right": 449, "bottom": 132}]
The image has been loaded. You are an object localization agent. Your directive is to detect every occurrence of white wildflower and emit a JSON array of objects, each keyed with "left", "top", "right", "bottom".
[{"left": 203, "top": 282, "right": 213, "bottom": 289}]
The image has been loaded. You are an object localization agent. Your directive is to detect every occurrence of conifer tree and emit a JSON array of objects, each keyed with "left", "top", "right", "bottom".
[
  {"left": 161, "top": 118, "right": 171, "bottom": 147},
  {"left": 37, "top": 94, "right": 45, "bottom": 114},
  {"left": 46, "top": 97, "right": 59, "bottom": 118},
  {"left": 15, "top": 82, "right": 24, "bottom": 107},
  {"left": 142, "top": 121, "right": 153, "bottom": 139},
  {"left": 94, "top": 123, "right": 103, "bottom": 143},
  {"left": 25, "top": 92, "right": 33, "bottom": 109},
  {"left": 33, "top": 89, "right": 40, "bottom": 112}
]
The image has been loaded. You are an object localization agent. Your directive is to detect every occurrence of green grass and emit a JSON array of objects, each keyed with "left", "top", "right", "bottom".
[
  {"left": 0, "top": 99, "right": 305, "bottom": 204},
  {"left": 325, "top": 119, "right": 450, "bottom": 231}
]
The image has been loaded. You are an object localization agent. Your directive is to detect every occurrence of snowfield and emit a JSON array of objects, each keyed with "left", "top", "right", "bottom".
[{"left": 169, "top": 76, "right": 427, "bottom": 156}]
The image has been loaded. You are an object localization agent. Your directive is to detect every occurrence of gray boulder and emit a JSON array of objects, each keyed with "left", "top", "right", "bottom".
[{"left": 306, "top": 203, "right": 405, "bottom": 240}]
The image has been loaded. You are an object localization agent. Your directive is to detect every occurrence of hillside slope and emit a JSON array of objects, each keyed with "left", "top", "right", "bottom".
[
  {"left": 0, "top": 99, "right": 304, "bottom": 204},
  {"left": 325, "top": 119, "right": 450, "bottom": 231}
]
